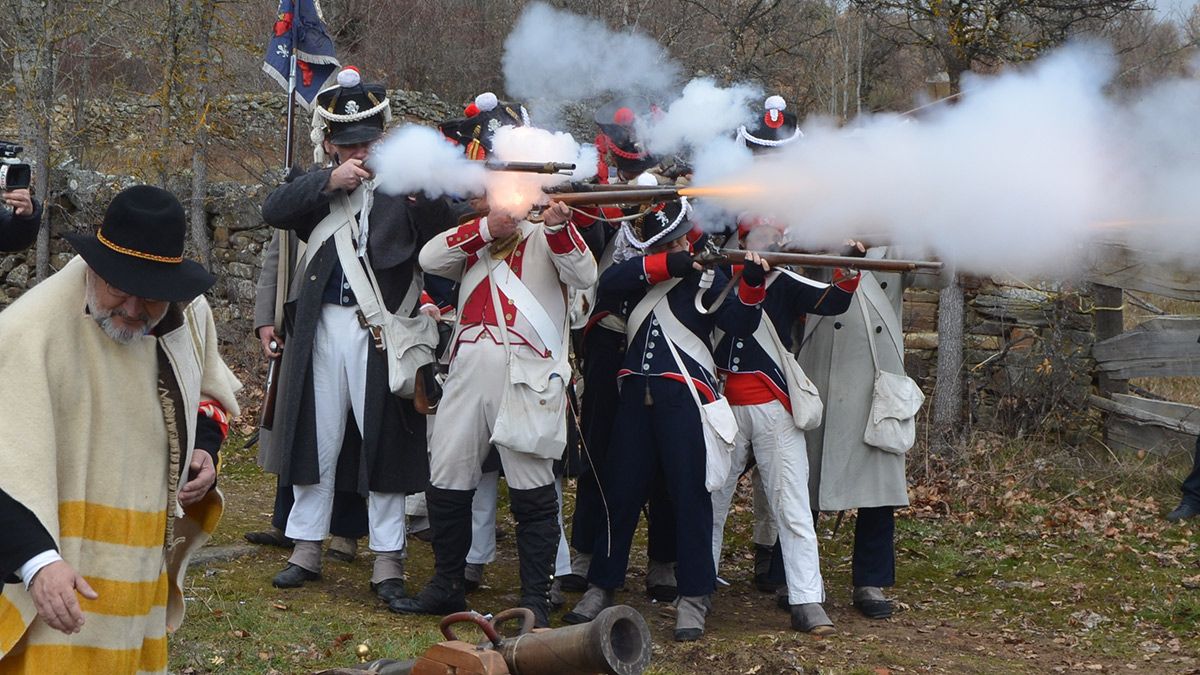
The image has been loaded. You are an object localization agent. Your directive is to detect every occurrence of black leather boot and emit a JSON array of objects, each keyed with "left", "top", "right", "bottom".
[
  {"left": 509, "top": 484, "right": 560, "bottom": 628},
  {"left": 389, "top": 486, "right": 473, "bottom": 616}
]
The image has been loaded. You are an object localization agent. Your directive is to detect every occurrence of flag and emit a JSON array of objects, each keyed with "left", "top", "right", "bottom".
[{"left": 262, "top": 0, "right": 339, "bottom": 109}]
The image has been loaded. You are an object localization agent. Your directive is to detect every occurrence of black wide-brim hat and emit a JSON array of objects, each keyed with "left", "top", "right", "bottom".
[{"left": 64, "top": 185, "right": 215, "bottom": 302}]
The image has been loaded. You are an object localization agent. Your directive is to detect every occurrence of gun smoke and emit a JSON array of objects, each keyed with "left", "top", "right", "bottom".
[
  {"left": 502, "top": 2, "right": 681, "bottom": 124},
  {"left": 693, "top": 43, "right": 1200, "bottom": 277},
  {"left": 373, "top": 123, "right": 595, "bottom": 219}
]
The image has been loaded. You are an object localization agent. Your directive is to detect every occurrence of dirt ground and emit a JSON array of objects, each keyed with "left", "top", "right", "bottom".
[{"left": 169, "top": 433, "right": 1200, "bottom": 675}]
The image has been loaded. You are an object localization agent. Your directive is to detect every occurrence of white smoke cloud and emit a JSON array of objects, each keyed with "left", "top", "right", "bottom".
[
  {"left": 502, "top": 2, "right": 681, "bottom": 122},
  {"left": 372, "top": 124, "right": 487, "bottom": 198},
  {"left": 484, "top": 125, "right": 598, "bottom": 218},
  {"left": 641, "top": 79, "right": 761, "bottom": 156},
  {"left": 372, "top": 122, "right": 596, "bottom": 220},
  {"left": 691, "top": 42, "right": 1200, "bottom": 277}
]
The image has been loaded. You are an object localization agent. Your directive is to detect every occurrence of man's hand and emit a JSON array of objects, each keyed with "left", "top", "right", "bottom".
[
  {"left": 542, "top": 200, "right": 571, "bottom": 228},
  {"left": 30, "top": 560, "right": 98, "bottom": 635},
  {"left": 325, "top": 159, "right": 372, "bottom": 193},
  {"left": 845, "top": 239, "right": 868, "bottom": 256},
  {"left": 3, "top": 188, "right": 34, "bottom": 217},
  {"left": 485, "top": 214, "right": 520, "bottom": 241},
  {"left": 419, "top": 304, "right": 442, "bottom": 320},
  {"left": 742, "top": 251, "right": 771, "bottom": 286},
  {"left": 179, "top": 449, "right": 216, "bottom": 506},
  {"left": 257, "top": 325, "right": 283, "bottom": 359}
]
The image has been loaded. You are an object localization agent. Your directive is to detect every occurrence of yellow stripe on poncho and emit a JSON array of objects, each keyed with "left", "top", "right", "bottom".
[{"left": 0, "top": 257, "right": 240, "bottom": 674}]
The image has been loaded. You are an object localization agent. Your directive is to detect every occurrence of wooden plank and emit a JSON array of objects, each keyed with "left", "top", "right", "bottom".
[
  {"left": 1106, "top": 417, "right": 1195, "bottom": 457},
  {"left": 1091, "top": 315, "right": 1200, "bottom": 379},
  {"left": 1086, "top": 241, "right": 1200, "bottom": 301},
  {"left": 1088, "top": 393, "right": 1200, "bottom": 435}
]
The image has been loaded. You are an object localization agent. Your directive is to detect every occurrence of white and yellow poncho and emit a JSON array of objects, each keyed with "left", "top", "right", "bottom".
[{"left": 0, "top": 257, "right": 241, "bottom": 673}]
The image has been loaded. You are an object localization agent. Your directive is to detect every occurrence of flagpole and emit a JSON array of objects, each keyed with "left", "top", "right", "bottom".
[
  {"left": 265, "top": 0, "right": 300, "bottom": 431},
  {"left": 283, "top": 2, "right": 299, "bottom": 169}
]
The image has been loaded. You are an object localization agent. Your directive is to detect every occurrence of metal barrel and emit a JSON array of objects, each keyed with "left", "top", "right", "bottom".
[{"left": 496, "top": 605, "right": 652, "bottom": 675}]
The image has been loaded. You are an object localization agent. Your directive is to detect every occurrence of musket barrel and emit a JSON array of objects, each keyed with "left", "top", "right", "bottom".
[
  {"left": 547, "top": 188, "right": 681, "bottom": 207},
  {"left": 712, "top": 248, "right": 943, "bottom": 272},
  {"left": 484, "top": 160, "right": 576, "bottom": 173}
]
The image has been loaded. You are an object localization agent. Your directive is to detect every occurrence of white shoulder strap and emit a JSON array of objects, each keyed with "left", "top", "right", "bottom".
[
  {"left": 626, "top": 278, "right": 679, "bottom": 341},
  {"left": 491, "top": 259, "right": 562, "bottom": 354}
]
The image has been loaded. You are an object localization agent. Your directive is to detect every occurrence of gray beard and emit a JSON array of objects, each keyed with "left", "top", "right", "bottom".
[{"left": 84, "top": 275, "right": 164, "bottom": 344}]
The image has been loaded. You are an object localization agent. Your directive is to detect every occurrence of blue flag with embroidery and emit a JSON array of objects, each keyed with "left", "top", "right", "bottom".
[{"left": 262, "top": 0, "right": 340, "bottom": 109}]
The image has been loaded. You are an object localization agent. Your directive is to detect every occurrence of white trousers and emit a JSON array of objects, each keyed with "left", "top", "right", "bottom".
[
  {"left": 428, "top": 340, "right": 556, "bottom": 491},
  {"left": 466, "top": 470, "right": 572, "bottom": 576},
  {"left": 286, "top": 304, "right": 406, "bottom": 552},
  {"left": 710, "top": 400, "right": 823, "bottom": 604}
]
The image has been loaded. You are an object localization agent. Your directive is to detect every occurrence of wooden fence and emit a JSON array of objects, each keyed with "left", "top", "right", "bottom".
[{"left": 1087, "top": 241, "right": 1200, "bottom": 455}]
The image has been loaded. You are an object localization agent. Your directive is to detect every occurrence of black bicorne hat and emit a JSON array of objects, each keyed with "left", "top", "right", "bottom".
[
  {"left": 64, "top": 185, "right": 215, "bottom": 302},
  {"left": 737, "top": 95, "right": 803, "bottom": 151},
  {"left": 313, "top": 67, "right": 391, "bottom": 150},
  {"left": 595, "top": 98, "right": 659, "bottom": 174},
  {"left": 439, "top": 92, "right": 529, "bottom": 159}
]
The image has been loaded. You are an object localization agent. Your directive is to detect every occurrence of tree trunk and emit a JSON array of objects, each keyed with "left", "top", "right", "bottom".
[
  {"left": 929, "top": 66, "right": 969, "bottom": 456},
  {"left": 188, "top": 0, "right": 214, "bottom": 269},
  {"left": 12, "top": 0, "right": 57, "bottom": 282},
  {"left": 931, "top": 276, "right": 965, "bottom": 454}
]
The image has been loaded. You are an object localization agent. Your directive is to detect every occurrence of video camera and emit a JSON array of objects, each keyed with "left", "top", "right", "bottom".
[{"left": 0, "top": 141, "right": 31, "bottom": 192}]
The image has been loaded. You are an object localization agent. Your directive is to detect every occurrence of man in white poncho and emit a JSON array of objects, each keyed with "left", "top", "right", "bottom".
[{"left": 0, "top": 185, "right": 240, "bottom": 673}]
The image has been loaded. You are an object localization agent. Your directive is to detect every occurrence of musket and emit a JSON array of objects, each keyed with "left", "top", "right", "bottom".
[
  {"left": 695, "top": 248, "right": 943, "bottom": 272},
  {"left": 483, "top": 160, "right": 576, "bottom": 174},
  {"left": 545, "top": 186, "right": 682, "bottom": 207},
  {"left": 455, "top": 186, "right": 682, "bottom": 224},
  {"left": 259, "top": 340, "right": 281, "bottom": 431}
]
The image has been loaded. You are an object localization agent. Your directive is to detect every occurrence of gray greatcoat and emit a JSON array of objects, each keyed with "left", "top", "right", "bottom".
[
  {"left": 261, "top": 166, "right": 454, "bottom": 495},
  {"left": 798, "top": 246, "right": 911, "bottom": 511}
]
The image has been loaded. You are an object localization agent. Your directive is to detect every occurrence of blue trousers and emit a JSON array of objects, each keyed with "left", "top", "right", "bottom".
[
  {"left": 572, "top": 330, "right": 676, "bottom": 563},
  {"left": 587, "top": 376, "right": 714, "bottom": 597},
  {"left": 852, "top": 505, "right": 895, "bottom": 588}
]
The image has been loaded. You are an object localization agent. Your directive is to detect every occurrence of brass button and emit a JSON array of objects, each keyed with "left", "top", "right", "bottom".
[{"left": 505, "top": 313, "right": 514, "bottom": 321}]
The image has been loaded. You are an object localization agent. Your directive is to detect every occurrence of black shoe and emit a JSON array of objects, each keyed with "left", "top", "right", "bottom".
[
  {"left": 852, "top": 586, "right": 894, "bottom": 619},
  {"left": 326, "top": 548, "right": 355, "bottom": 563},
  {"left": 1167, "top": 502, "right": 1200, "bottom": 522},
  {"left": 245, "top": 528, "right": 294, "bottom": 549},
  {"left": 557, "top": 573, "right": 588, "bottom": 593},
  {"left": 673, "top": 627, "right": 703, "bottom": 641},
  {"left": 388, "top": 577, "right": 466, "bottom": 616},
  {"left": 371, "top": 578, "right": 407, "bottom": 604},
  {"left": 272, "top": 563, "right": 320, "bottom": 588}
]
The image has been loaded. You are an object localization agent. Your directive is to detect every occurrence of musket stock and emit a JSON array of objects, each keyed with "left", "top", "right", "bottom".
[{"left": 698, "top": 248, "right": 943, "bottom": 273}]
